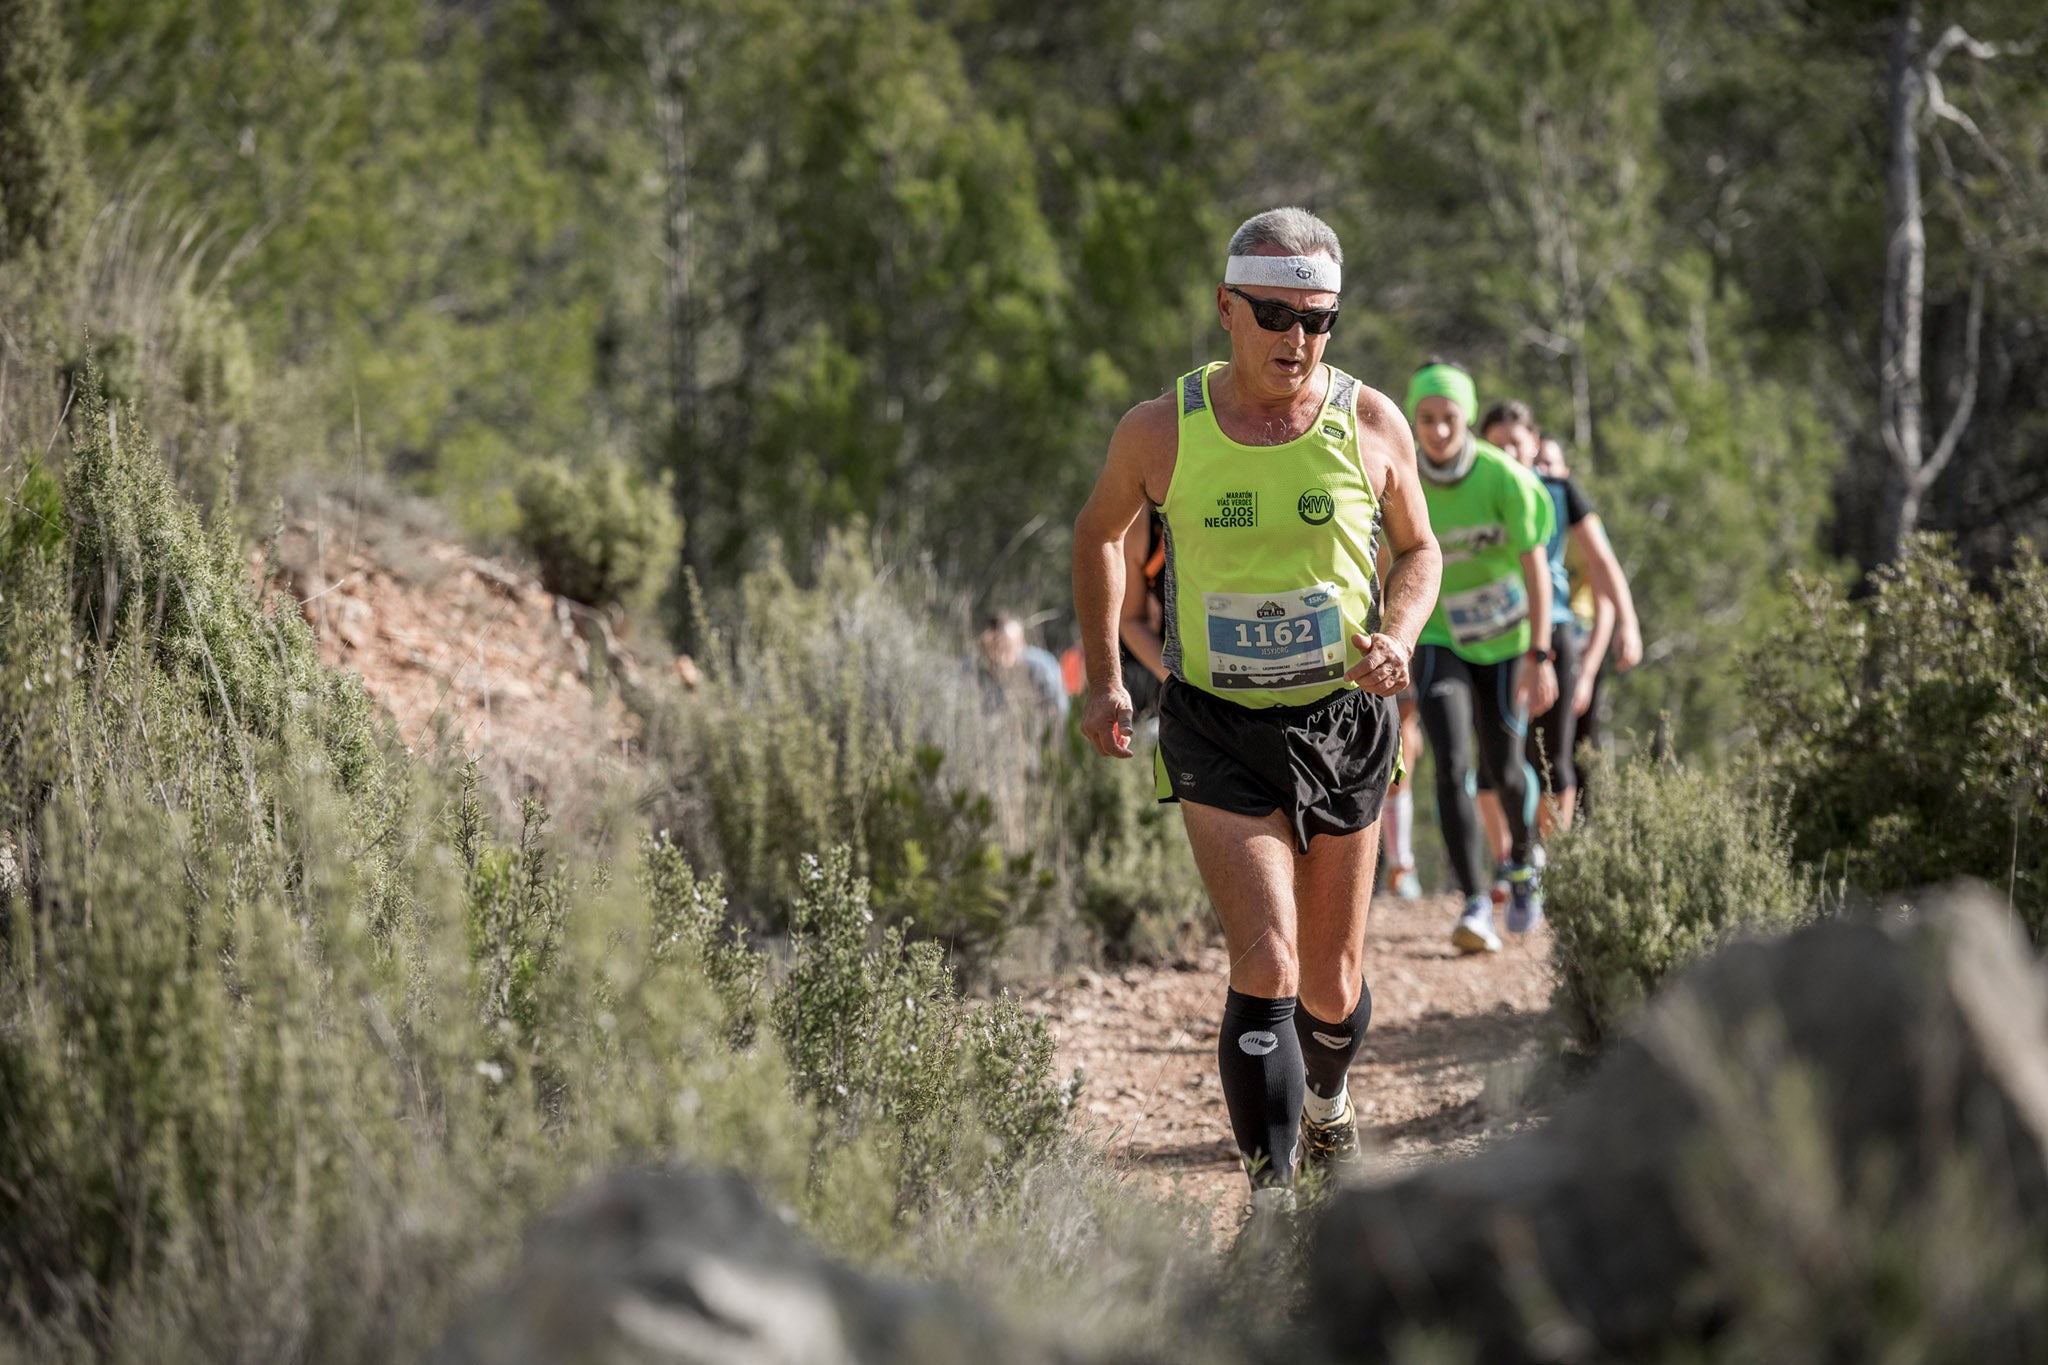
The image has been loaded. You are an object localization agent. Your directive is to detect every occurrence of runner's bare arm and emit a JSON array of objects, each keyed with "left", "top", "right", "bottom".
[
  {"left": 1074, "top": 397, "right": 1175, "bottom": 758},
  {"left": 1577, "top": 591, "right": 1618, "bottom": 717},
  {"left": 1516, "top": 546, "right": 1559, "bottom": 714},
  {"left": 1118, "top": 511, "right": 1167, "bottom": 682},
  {"left": 1570, "top": 514, "right": 1642, "bottom": 671},
  {"left": 1345, "top": 390, "right": 1440, "bottom": 695}
]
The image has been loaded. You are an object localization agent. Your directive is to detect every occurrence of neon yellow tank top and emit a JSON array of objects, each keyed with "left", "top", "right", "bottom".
[{"left": 1160, "top": 362, "right": 1381, "bottom": 709}]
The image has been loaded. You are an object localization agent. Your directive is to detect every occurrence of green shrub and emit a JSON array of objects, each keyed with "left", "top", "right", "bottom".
[
  {"left": 0, "top": 456, "right": 63, "bottom": 580},
  {"left": 63, "top": 361, "right": 383, "bottom": 801},
  {"left": 512, "top": 455, "right": 682, "bottom": 611},
  {"left": 773, "top": 846, "right": 1069, "bottom": 1214},
  {"left": 672, "top": 537, "right": 1050, "bottom": 957},
  {"left": 1546, "top": 752, "right": 1811, "bottom": 1048},
  {"left": 1748, "top": 537, "right": 2048, "bottom": 936},
  {"left": 868, "top": 744, "right": 1053, "bottom": 959},
  {"left": 663, "top": 536, "right": 1209, "bottom": 971},
  {"left": 642, "top": 830, "right": 765, "bottom": 1044}
]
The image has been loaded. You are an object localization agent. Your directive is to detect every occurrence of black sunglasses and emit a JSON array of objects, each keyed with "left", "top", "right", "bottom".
[{"left": 1226, "top": 286, "right": 1340, "bottom": 336}]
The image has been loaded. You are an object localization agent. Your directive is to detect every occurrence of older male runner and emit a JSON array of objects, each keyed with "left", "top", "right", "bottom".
[{"left": 1073, "top": 207, "right": 1441, "bottom": 1209}]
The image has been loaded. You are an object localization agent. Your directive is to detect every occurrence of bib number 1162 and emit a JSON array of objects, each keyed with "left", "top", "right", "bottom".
[{"left": 1233, "top": 619, "right": 1315, "bottom": 649}]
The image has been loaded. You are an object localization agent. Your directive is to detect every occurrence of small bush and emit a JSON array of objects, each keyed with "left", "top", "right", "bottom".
[
  {"left": 867, "top": 744, "right": 1053, "bottom": 958},
  {"left": 512, "top": 455, "right": 681, "bottom": 611},
  {"left": 773, "top": 847, "right": 1069, "bottom": 1214},
  {"left": 1545, "top": 752, "right": 1811, "bottom": 1048},
  {"left": 1748, "top": 536, "right": 2047, "bottom": 936}
]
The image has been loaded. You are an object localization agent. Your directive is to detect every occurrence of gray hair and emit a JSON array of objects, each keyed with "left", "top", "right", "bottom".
[{"left": 1227, "top": 206, "right": 1343, "bottom": 266}]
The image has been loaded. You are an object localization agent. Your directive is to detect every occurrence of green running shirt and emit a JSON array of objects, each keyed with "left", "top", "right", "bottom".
[
  {"left": 1418, "top": 439, "right": 1555, "bottom": 664},
  {"left": 1159, "top": 363, "right": 1380, "bottom": 708}
]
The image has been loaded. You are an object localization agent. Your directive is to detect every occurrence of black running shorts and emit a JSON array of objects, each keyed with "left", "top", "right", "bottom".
[{"left": 1155, "top": 676, "right": 1400, "bottom": 853}]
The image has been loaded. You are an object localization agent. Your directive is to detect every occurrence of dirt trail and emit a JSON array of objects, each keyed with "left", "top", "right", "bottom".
[{"left": 1022, "top": 892, "right": 1554, "bottom": 1217}]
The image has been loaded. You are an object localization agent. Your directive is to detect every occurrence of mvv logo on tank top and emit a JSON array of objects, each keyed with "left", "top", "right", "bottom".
[{"left": 1204, "top": 490, "right": 1258, "bottom": 529}]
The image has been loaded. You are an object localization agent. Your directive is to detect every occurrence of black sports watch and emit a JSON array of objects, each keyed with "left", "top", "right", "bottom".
[{"left": 1527, "top": 646, "right": 1557, "bottom": 666}]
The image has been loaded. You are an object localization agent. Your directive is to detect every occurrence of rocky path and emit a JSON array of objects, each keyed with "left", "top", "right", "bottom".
[{"left": 1021, "top": 892, "right": 1555, "bottom": 1218}]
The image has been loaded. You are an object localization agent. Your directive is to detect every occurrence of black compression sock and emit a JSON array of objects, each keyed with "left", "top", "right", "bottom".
[
  {"left": 1297, "top": 984, "right": 1373, "bottom": 1107},
  {"left": 1217, "top": 989, "right": 1304, "bottom": 1188}
]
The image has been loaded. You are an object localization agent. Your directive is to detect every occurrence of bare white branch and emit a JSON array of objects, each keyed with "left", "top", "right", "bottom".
[
  {"left": 1921, "top": 261, "right": 1987, "bottom": 490},
  {"left": 1923, "top": 70, "right": 2010, "bottom": 177},
  {"left": 1926, "top": 24, "right": 2035, "bottom": 73}
]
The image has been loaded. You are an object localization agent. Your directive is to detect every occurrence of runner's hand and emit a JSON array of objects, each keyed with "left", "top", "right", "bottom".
[
  {"left": 1346, "top": 632, "right": 1411, "bottom": 697},
  {"left": 1616, "top": 619, "right": 1644, "bottom": 672},
  {"left": 1571, "top": 670, "right": 1598, "bottom": 718},
  {"left": 1516, "top": 657, "right": 1558, "bottom": 715},
  {"left": 1081, "top": 684, "right": 1136, "bottom": 758}
]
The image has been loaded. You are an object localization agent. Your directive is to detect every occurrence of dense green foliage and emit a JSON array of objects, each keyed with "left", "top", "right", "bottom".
[
  {"left": 0, "top": 387, "right": 1108, "bottom": 1360},
  {"left": 8, "top": 0, "right": 2033, "bottom": 756},
  {"left": 1548, "top": 536, "right": 2045, "bottom": 1048},
  {"left": 1545, "top": 752, "right": 1813, "bottom": 1048},
  {"left": 1749, "top": 537, "right": 2048, "bottom": 934}
]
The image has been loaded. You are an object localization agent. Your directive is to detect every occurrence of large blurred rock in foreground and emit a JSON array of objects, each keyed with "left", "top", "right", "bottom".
[
  {"left": 433, "top": 1164, "right": 1057, "bottom": 1365},
  {"left": 1307, "top": 884, "right": 2048, "bottom": 1361}
]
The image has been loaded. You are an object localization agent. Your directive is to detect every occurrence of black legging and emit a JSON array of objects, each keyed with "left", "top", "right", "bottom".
[
  {"left": 1477, "top": 622, "right": 1580, "bottom": 795},
  {"left": 1573, "top": 652, "right": 1608, "bottom": 809},
  {"left": 1414, "top": 644, "right": 1537, "bottom": 900}
]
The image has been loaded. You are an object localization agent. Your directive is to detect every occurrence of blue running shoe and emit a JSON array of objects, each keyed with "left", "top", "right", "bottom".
[
  {"left": 1393, "top": 866, "right": 1422, "bottom": 900},
  {"left": 1505, "top": 862, "right": 1545, "bottom": 934}
]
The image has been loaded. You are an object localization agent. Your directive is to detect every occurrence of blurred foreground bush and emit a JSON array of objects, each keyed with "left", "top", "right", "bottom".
[
  {"left": 0, "top": 374, "right": 1082, "bottom": 1360},
  {"left": 1545, "top": 752, "right": 1811, "bottom": 1049},
  {"left": 1749, "top": 537, "right": 2047, "bottom": 937}
]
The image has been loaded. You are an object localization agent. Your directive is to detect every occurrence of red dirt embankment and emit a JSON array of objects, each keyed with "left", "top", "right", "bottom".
[{"left": 261, "top": 511, "right": 670, "bottom": 821}]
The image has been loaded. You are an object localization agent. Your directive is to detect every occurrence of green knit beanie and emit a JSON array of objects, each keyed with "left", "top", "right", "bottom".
[{"left": 1405, "top": 363, "right": 1477, "bottom": 425}]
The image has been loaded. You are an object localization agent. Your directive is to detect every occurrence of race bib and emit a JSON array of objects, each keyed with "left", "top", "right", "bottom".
[
  {"left": 1442, "top": 576, "right": 1527, "bottom": 648},
  {"left": 1203, "top": 584, "right": 1346, "bottom": 691}
]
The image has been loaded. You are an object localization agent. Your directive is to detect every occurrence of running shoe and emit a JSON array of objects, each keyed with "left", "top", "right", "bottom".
[
  {"left": 1505, "top": 861, "right": 1545, "bottom": 934},
  {"left": 1452, "top": 897, "right": 1502, "bottom": 954},
  {"left": 1392, "top": 866, "right": 1422, "bottom": 900},
  {"left": 1300, "top": 1102, "right": 1363, "bottom": 1177}
]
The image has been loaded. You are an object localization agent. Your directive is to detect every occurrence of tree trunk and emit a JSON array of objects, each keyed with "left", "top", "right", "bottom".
[
  {"left": 1875, "top": 0, "right": 2000, "bottom": 564},
  {"left": 651, "top": 24, "right": 702, "bottom": 575},
  {"left": 1879, "top": 0, "right": 1927, "bottom": 561}
]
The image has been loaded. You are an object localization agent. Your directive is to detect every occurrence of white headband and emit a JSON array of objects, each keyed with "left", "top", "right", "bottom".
[{"left": 1224, "top": 254, "right": 1341, "bottom": 293}]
